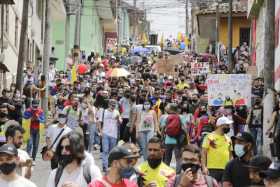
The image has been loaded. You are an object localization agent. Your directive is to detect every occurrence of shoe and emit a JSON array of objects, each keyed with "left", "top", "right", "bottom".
[{"left": 32, "top": 161, "right": 36, "bottom": 166}]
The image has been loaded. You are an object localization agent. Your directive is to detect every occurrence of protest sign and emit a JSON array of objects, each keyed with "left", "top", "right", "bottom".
[
  {"left": 207, "top": 74, "right": 252, "bottom": 106},
  {"left": 191, "top": 62, "right": 209, "bottom": 75}
]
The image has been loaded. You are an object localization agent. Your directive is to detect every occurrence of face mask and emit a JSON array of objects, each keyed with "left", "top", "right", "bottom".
[
  {"left": 181, "top": 162, "right": 200, "bottom": 173},
  {"left": 147, "top": 158, "right": 162, "bottom": 169},
  {"left": 234, "top": 144, "right": 246, "bottom": 158},
  {"left": 120, "top": 166, "right": 134, "bottom": 178},
  {"left": 59, "top": 154, "right": 74, "bottom": 167},
  {"left": 223, "top": 127, "right": 230, "bottom": 134},
  {"left": 0, "top": 112, "right": 7, "bottom": 118},
  {"left": 58, "top": 118, "right": 66, "bottom": 124},
  {"left": 0, "top": 162, "right": 16, "bottom": 175},
  {"left": 144, "top": 104, "right": 151, "bottom": 110}
]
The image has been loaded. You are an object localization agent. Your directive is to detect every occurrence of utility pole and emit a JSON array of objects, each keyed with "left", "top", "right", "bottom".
[
  {"left": 216, "top": 2, "right": 220, "bottom": 60},
  {"left": 133, "top": 0, "right": 137, "bottom": 42},
  {"left": 1, "top": 5, "right": 4, "bottom": 53},
  {"left": 185, "top": 0, "right": 189, "bottom": 36},
  {"left": 116, "top": 0, "right": 119, "bottom": 54},
  {"left": 42, "top": 0, "right": 51, "bottom": 118},
  {"left": 74, "top": 0, "right": 82, "bottom": 47},
  {"left": 263, "top": 0, "right": 275, "bottom": 157},
  {"left": 228, "top": 0, "right": 233, "bottom": 72},
  {"left": 16, "top": 0, "right": 29, "bottom": 91}
]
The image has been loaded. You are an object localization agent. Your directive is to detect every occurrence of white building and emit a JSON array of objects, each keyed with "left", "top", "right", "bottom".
[{"left": 0, "top": 0, "right": 65, "bottom": 90}]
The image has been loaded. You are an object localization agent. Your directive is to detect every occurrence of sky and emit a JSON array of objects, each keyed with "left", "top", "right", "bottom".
[{"left": 124, "top": 0, "right": 186, "bottom": 38}]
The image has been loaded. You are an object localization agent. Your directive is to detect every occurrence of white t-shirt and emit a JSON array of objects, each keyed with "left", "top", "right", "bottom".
[
  {"left": 46, "top": 124, "right": 72, "bottom": 151},
  {"left": 0, "top": 175, "right": 37, "bottom": 187},
  {"left": 119, "top": 97, "right": 131, "bottom": 119},
  {"left": 97, "top": 109, "right": 120, "bottom": 138},
  {"left": 17, "top": 149, "right": 31, "bottom": 177},
  {"left": 46, "top": 158, "right": 102, "bottom": 187}
]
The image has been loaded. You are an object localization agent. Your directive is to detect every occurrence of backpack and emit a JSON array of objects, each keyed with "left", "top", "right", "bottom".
[
  {"left": 54, "top": 164, "right": 91, "bottom": 187},
  {"left": 165, "top": 114, "right": 182, "bottom": 137}
]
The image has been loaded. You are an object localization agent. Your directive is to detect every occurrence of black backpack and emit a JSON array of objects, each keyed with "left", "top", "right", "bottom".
[{"left": 54, "top": 164, "right": 91, "bottom": 187}]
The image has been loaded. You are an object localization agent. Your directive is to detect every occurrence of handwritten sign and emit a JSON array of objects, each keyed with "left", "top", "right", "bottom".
[
  {"left": 207, "top": 74, "right": 252, "bottom": 106},
  {"left": 191, "top": 62, "right": 209, "bottom": 75}
]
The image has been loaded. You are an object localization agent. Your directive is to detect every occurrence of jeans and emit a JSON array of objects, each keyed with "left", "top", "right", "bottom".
[
  {"left": 88, "top": 123, "right": 100, "bottom": 152},
  {"left": 81, "top": 123, "right": 89, "bottom": 150},
  {"left": 138, "top": 131, "right": 154, "bottom": 160},
  {"left": 102, "top": 134, "right": 117, "bottom": 171},
  {"left": 250, "top": 127, "right": 263, "bottom": 154},
  {"left": 27, "top": 128, "right": 40, "bottom": 161},
  {"left": 163, "top": 144, "right": 181, "bottom": 172},
  {"left": 120, "top": 118, "right": 129, "bottom": 141}
]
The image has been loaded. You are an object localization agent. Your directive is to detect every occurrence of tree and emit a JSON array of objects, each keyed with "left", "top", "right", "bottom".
[{"left": 15, "top": 0, "right": 29, "bottom": 90}]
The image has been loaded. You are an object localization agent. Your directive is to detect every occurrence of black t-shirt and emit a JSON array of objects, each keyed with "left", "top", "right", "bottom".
[{"left": 223, "top": 158, "right": 251, "bottom": 187}]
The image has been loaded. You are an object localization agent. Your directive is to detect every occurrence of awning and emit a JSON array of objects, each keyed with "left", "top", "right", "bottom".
[
  {"left": 50, "top": 0, "right": 66, "bottom": 21},
  {"left": 0, "top": 63, "right": 9, "bottom": 73},
  {"left": 96, "top": 0, "right": 113, "bottom": 20}
]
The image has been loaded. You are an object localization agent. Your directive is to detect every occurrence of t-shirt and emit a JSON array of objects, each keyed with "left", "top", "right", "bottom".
[
  {"left": 0, "top": 176, "right": 37, "bottom": 187},
  {"left": 88, "top": 177, "right": 137, "bottom": 187},
  {"left": 202, "top": 132, "right": 232, "bottom": 169},
  {"left": 138, "top": 111, "right": 155, "bottom": 132},
  {"left": 119, "top": 97, "right": 131, "bottom": 119},
  {"left": 138, "top": 161, "right": 175, "bottom": 187},
  {"left": 46, "top": 124, "right": 72, "bottom": 151},
  {"left": 63, "top": 107, "right": 80, "bottom": 129},
  {"left": 17, "top": 149, "right": 31, "bottom": 177},
  {"left": 97, "top": 109, "right": 120, "bottom": 138},
  {"left": 222, "top": 158, "right": 251, "bottom": 187}
]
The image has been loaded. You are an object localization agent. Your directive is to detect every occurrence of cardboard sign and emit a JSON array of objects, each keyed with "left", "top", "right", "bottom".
[
  {"left": 191, "top": 62, "right": 209, "bottom": 75},
  {"left": 207, "top": 74, "right": 252, "bottom": 106}
]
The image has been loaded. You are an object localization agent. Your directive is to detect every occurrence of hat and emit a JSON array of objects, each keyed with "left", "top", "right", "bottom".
[
  {"left": 260, "top": 162, "right": 280, "bottom": 179},
  {"left": 0, "top": 144, "right": 18, "bottom": 156},
  {"left": 216, "top": 116, "right": 233, "bottom": 126},
  {"left": 231, "top": 132, "right": 255, "bottom": 146},
  {"left": 246, "top": 155, "right": 272, "bottom": 170},
  {"left": 108, "top": 146, "right": 137, "bottom": 165}
]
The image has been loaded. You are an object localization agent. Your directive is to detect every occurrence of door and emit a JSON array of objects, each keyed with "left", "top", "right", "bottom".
[{"left": 239, "top": 28, "right": 250, "bottom": 46}]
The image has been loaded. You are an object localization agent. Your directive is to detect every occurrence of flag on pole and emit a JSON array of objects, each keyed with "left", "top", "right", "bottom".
[
  {"left": 177, "top": 32, "right": 182, "bottom": 42},
  {"left": 160, "top": 34, "right": 164, "bottom": 49},
  {"left": 142, "top": 33, "right": 148, "bottom": 46},
  {"left": 71, "top": 64, "right": 77, "bottom": 84}
]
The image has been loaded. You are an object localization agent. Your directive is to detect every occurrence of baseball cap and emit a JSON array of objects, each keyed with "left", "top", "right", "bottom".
[
  {"left": 0, "top": 144, "right": 18, "bottom": 156},
  {"left": 232, "top": 132, "right": 255, "bottom": 146},
  {"left": 246, "top": 155, "right": 272, "bottom": 170},
  {"left": 108, "top": 146, "right": 138, "bottom": 166},
  {"left": 216, "top": 116, "right": 233, "bottom": 126},
  {"left": 260, "top": 162, "right": 280, "bottom": 179}
]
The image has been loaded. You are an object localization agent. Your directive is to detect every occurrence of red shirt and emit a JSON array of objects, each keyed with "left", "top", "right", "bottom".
[{"left": 88, "top": 176, "right": 138, "bottom": 187}]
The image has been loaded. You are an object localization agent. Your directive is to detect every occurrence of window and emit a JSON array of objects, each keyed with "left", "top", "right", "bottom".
[
  {"left": 37, "top": 0, "right": 43, "bottom": 19},
  {"left": 14, "top": 17, "right": 18, "bottom": 48}
]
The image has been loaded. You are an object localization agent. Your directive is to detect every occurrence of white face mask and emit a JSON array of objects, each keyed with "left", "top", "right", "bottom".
[
  {"left": 58, "top": 118, "right": 66, "bottom": 124},
  {"left": 144, "top": 104, "right": 151, "bottom": 110}
]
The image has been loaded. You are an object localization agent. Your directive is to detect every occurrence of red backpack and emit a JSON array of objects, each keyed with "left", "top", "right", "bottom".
[{"left": 165, "top": 114, "right": 182, "bottom": 137}]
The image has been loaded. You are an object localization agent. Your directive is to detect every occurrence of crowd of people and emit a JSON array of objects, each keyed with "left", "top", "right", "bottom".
[{"left": 0, "top": 46, "right": 279, "bottom": 187}]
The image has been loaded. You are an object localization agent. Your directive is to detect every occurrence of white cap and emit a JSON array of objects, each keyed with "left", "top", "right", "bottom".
[{"left": 216, "top": 116, "right": 233, "bottom": 126}]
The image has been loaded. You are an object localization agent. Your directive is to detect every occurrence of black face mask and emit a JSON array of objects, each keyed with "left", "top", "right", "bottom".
[
  {"left": 223, "top": 127, "right": 230, "bottom": 134},
  {"left": 181, "top": 162, "right": 200, "bottom": 173},
  {"left": 0, "top": 162, "right": 16, "bottom": 175},
  {"left": 147, "top": 158, "right": 162, "bottom": 169},
  {"left": 0, "top": 112, "right": 7, "bottom": 118},
  {"left": 59, "top": 154, "right": 74, "bottom": 167}
]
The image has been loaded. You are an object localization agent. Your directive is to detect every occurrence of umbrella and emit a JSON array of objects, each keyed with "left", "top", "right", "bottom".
[
  {"left": 108, "top": 68, "right": 130, "bottom": 77},
  {"left": 77, "top": 64, "right": 88, "bottom": 74},
  {"left": 164, "top": 47, "right": 184, "bottom": 55}
]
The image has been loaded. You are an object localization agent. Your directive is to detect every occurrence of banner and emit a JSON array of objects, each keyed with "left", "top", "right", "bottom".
[
  {"left": 191, "top": 62, "right": 209, "bottom": 75},
  {"left": 207, "top": 74, "right": 252, "bottom": 106}
]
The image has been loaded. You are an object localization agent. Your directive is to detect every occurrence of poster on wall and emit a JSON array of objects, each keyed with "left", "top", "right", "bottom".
[
  {"left": 191, "top": 62, "right": 209, "bottom": 75},
  {"left": 207, "top": 74, "right": 252, "bottom": 106}
]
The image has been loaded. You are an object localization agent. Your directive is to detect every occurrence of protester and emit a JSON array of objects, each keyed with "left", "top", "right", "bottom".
[
  {"left": 138, "top": 136, "right": 176, "bottom": 187},
  {"left": 175, "top": 144, "right": 218, "bottom": 187},
  {"left": 202, "top": 116, "right": 233, "bottom": 182},
  {"left": 0, "top": 144, "right": 37, "bottom": 187},
  {"left": 5, "top": 124, "right": 32, "bottom": 179},
  {"left": 45, "top": 112, "right": 72, "bottom": 169},
  {"left": 222, "top": 132, "right": 255, "bottom": 187},
  {"left": 89, "top": 146, "right": 138, "bottom": 187},
  {"left": 24, "top": 99, "right": 45, "bottom": 162},
  {"left": 247, "top": 155, "right": 272, "bottom": 187},
  {"left": 47, "top": 131, "right": 101, "bottom": 187},
  {"left": 260, "top": 162, "right": 280, "bottom": 187}
]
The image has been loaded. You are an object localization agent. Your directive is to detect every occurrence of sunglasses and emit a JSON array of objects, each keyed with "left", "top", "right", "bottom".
[{"left": 61, "top": 145, "right": 71, "bottom": 151}]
